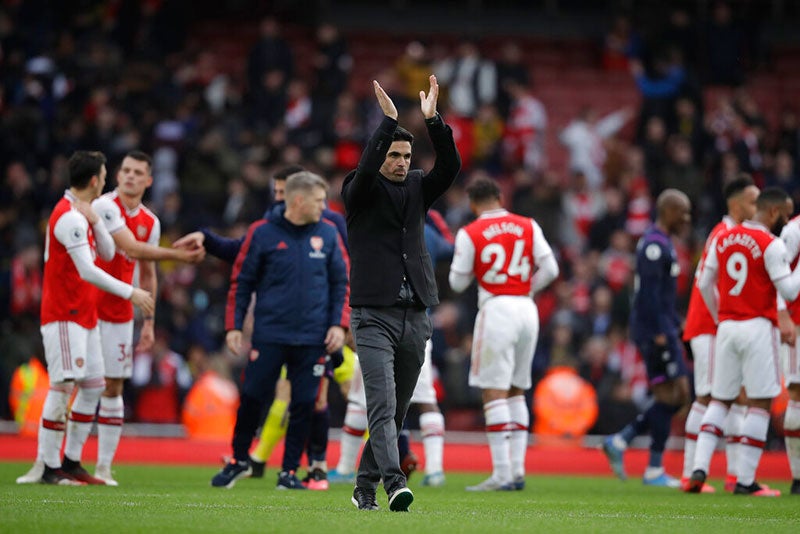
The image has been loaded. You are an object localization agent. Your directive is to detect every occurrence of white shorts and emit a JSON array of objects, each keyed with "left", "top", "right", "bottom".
[
  {"left": 783, "top": 334, "right": 800, "bottom": 386},
  {"left": 41, "top": 321, "right": 104, "bottom": 384},
  {"left": 99, "top": 320, "right": 134, "bottom": 379},
  {"left": 348, "top": 339, "right": 438, "bottom": 407},
  {"left": 713, "top": 318, "right": 782, "bottom": 400},
  {"left": 689, "top": 334, "right": 714, "bottom": 397},
  {"left": 469, "top": 296, "right": 539, "bottom": 391}
]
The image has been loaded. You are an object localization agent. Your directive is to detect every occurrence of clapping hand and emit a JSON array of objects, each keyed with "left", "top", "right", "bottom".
[
  {"left": 373, "top": 80, "right": 398, "bottom": 120},
  {"left": 419, "top": 74, "right": 439, "bottom": 119}
]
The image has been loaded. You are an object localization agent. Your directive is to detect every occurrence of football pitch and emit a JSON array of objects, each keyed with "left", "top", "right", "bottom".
[{"left": 1, "top": 463, "right": 798, "bottom": 533}]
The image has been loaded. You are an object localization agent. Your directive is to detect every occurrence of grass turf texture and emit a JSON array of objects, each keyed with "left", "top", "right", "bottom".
[{"left": 1, "top": 462, "right": 798, "bottom": 533}]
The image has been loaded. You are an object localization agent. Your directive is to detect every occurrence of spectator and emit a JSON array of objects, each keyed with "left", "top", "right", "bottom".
[
  {"left": 560, "top": 106, "right": 635, "bottom": 190},
  {"left": 435, "top": 40, "right": 497, "bottom": 118},
  {"left": 502, "top": 80, "right": 547, "bottom": 174},
  {"left": 130, "top": 330, "right": 193, "bottom": 423}
]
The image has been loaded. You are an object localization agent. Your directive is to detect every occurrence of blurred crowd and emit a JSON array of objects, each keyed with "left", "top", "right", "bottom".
[{"left": 1, "top": 1, "right": 799, "bottom": 437}]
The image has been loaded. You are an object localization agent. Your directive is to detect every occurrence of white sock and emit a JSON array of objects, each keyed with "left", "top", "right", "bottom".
[
  {"left": 39, "top": 384, "right": 72, "bottom": 468},
  {"left": 724, "top": 403, "right": 747, "bottom": 479},
  {"left": 63, "top": 379, "right": 104, "bottom": 463},
  {"left": 682, "top": 402, "right": 706, "bottom": 479},
  {"left": 737, "top": 407, "right": 770, "bottom": 487},
  {"left": 507, "top": 395, "right": 529, "bottom": 480},
  {"left": 97, "top": 395, "right": 124, "bottom": 468},
  {"left": 336, "top": 402, "right": 366, "bottom": 474},
  {"left": 693, "top": 400, "right": 728, "bottom": 474},
  {"left": 484, "top": 398, "right": 512, "bottom": 484},
  {"left": 784, "top": 400, "right": 800, "bottom": 479},
  {"left": 419, "top": 411, "right": 445, "bottom": 475}
]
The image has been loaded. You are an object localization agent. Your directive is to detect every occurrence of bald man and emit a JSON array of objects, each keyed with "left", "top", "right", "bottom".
[{"left": 603, "top": 189, "right": 692, "bottom": 487}]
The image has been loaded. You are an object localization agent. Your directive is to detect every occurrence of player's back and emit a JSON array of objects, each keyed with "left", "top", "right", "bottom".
[
  {"left": 714, "top": 221, "right": 779, "bottom": 325},
  {"left": 463, "top": 209, "right": 535, "bottom": 298},
  {"left": 41, "top": 193, "right": 98, "bottom": 328}
]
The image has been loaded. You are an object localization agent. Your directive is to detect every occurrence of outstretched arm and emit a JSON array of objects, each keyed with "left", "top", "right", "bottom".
[
  {"left": 420, "top": 74, "right": 461, "bottom": 208},
  {"left": 342, "top": 80, "right": 399, "bottom": 209}
]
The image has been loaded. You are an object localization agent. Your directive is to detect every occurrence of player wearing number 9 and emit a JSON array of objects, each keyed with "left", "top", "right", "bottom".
[
  {"left": 449, "top": 177, "right": 559, "bottom": 490},
  {"left": 690, "top": 187, "right": 799, "bottom": 495}
]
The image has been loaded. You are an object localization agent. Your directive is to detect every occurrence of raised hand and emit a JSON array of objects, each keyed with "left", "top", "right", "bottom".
[
  {"left": 373, "top": 80, "right": 398, "bottom": 120},
  {"left": 419, "top": 74, "right": 439, "bottom": 119}
]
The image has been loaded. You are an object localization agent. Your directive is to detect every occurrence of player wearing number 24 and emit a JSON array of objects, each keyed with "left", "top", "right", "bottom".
[{"left": 448, "top": 177, "right": 559, "bottom": 491}]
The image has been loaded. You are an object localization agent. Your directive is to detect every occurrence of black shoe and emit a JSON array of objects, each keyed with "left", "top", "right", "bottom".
[
  {"left": 792, "top": 479, "right": 800, "bottom": 495},
  {"left": 211, "top": 460, "right": 251, "bottom": 488},
  {"left": 687, "top": 470, "right": 706, "bottom": 493},
  {"left": 41, "top": 465, "right": 85, "bottom": 486},
  {"left": 249, "top": 459, "right": 266, "bottom": 479},
  {"left": 733, "top": 482, "right": 781, "bottom": 496},
  {"left": 388, "top": 486, "right": 414, "bottom": 512},
  {"left": 351, "top": 486, "right": 379, "bottom": 511},
  {"left": 276, "top": 470, "right": 307, "bottom": 490},
  {"left": 61, "top": 458, "right": 107, "bottom": 485}
]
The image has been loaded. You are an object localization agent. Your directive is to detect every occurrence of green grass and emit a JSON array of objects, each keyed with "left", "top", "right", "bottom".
[{"left": 1, "top": 462, "right": 798, "bottom": 533}]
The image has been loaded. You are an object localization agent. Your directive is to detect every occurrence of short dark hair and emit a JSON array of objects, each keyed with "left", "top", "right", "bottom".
[
  {"left": 466, "top": 177, "right": 501, "bottom": 204},
  {"left": 125, "top": 150, "right": 152, "bottom": 170},
  {"left": 393, "top": 126, "right": 414, "bottom": 144},
  {"left": 723, "top": 173, "right": 755, "bottom": 200},
  {"left": 274, "top": 164, "right": 306, "bottom": 181},
  {"left": 757, "top": 186, "right": 790, "bottom": 209},
  {"left": 68, "top": 151, "right": 106, "bottom": 189}
]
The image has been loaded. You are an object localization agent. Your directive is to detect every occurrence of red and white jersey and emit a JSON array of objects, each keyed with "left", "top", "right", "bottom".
[
  {"left": 451, "top": 209, "right": 553, "bottom": 308},
  {"left": 705, "top": 221, "right": 791, "bottom": 326},
  {"left": 40, "top": 190, "right": 99, "bottom": 329},
  {"left": 683, "top": 216, "right": 735, "bottom": 340},
  {"left": 93, "top": 191, "right": 160, "bottom": 322},
  {"left": 781, "top": 214, "right": 800, "bottom": 323}
]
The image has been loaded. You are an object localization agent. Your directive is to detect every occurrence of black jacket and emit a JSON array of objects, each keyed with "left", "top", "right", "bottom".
[{"left": 342, "top": 114, "right": 461, "bottom": 307}]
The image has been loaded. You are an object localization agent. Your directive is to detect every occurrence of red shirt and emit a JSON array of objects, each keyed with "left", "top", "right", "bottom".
[
  {"left": 94, "top": 191, "right": 159, "bottom": 323},
  {"left": 683, "top": 217, "right": 734, "bottom": 340},
  {"left": 40, "top": 192, "right": 99, "bottom": 328}
]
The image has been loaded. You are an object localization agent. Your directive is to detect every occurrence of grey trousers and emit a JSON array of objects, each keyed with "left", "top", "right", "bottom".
[{"left": 351, "top": 306, "right": 431, "bottom": 494}]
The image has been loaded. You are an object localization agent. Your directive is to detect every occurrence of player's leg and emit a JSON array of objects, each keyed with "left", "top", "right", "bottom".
[
  {"left": 690, "top": 321, "right": 745, "bottom": 493},
  {"left": 603, "top": 338, "right": 667, "bottom": 481},
  {"left": 784, "top": 338, "right": 800, "bottom": 495},
  {"left": 723, "top": 391, "right": 748, "bottom": 491},
  {"left": 733, "top": 322, "right": 782, "bottom": 496},
  {"left": 681, "top": 335, "right": 713, "bottom": 491},
  {"left": 507, "top": 300, "right": 537, "bottom": 491},
  {"left": 414, "top": 340, "right": 445, "bottom": 487},
  {"left": 278, "top": 346, "right": 325, "bottom": 490},
  {"left": 467, "top": 301, "right": 515, "bottom": 491},
  {"left": 212, "top": 342, "right": 283, "bottom": 488},
  {"left": 250, "top": 370, "right": 290, "bottom": 475},
  {"left": 303, "top": 374, "right": 331, "bottom": 490},
  {"left": 331, "top": 356, "right": 367, "bottom": 483},
  {"left": 642, "top": 377, "right": 687, "bottom": 487},
  {"left": 95, "top": 319, "right": 133, "bottom": 485},
  {"left": 18, "top": 323, "right": 69, "bottom": 484},
  {"left": 60, "top": 323, "right": 107, "bottom": 484}
]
